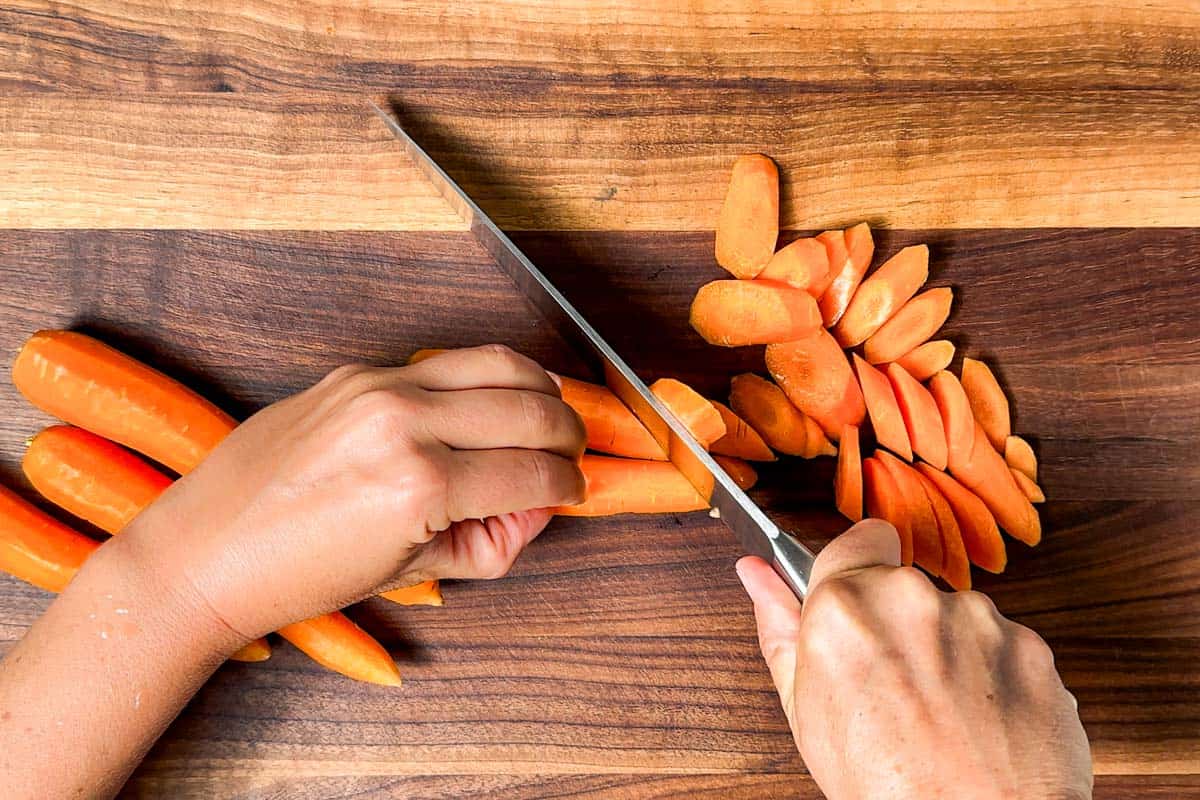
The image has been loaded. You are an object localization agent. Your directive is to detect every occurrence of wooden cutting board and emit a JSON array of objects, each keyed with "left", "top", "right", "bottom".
[{"left": 1, "top": 3, "right": 1198, "bottom": 798}]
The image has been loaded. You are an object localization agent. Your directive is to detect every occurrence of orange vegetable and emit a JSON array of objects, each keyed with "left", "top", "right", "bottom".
[
  {"left": 406, "top": 348, "right": 447, "bottom": 364},
  {"left": 1011, "top": 469, "right": 1045, "bottom": 504},
  {"left": 894, "top": 339, "right": 955, "bottom": 382},
  {"left": 961, "top": 357, "right": 1011, "bottom": 451},
  {"left": 689, "top": 279, "right": 821, "bottom": 346},
  {"left": 12, "top": 331, "right": 237, "bottom": 475},
  {"left": 556, "top": 454, "right": 706, "bottom": 516},
  {"left": 834, "top": 425, "right": 863, "bottom": 523},
  {"left": 713, "top": 455, "right": 759, "bottom": 491},
  {"left": 802, "top": 415, "right": 837, "bottom": 458},
  {"left": 887, "top": 363, "right": 948, "bottom": 470},
  {"left": 813, "top": 230, "right": 849, "bottom": 300},
  {"left": 278, "top": 613, "right": 401, "bottom": 687},
  {"left": 765, "top": 329, "right": 865, "bottom": 440},
  {"left": 758, "top": 237, "right": 830, "bottom": 294},
  {"left": 929, "top": 370, "right": 976, "bottom": 473},
  {"left": 862, "top": 456, "right": 913, "bottom": 565},
  {"left": 819, "top": 223, "right": 874, "bottom": 327},
  {"left": 914, "top": 471, "right": 971, "bottom": 591},
  {"left": 876, "top": 451, "right": 943, "bottom": 577},
  {"left": 728, "top": 374, "right": 808, "bottom": 457},
  {"left": 379, "top": 580, "right": 444, "bottom": 606},
  {"left": 558, "top": 377, "right": 665, "bottom": 461},
  {"left": 915, "top": 464, "right": 1007, "bottom": 573},
  {"left": 650, "top": 378, "right": 726, "bottom": 447},
  {"left": 1004, "top": 435, "right": 1038, "bottom": 482},
  {"left": 710, "top": 401, "right": 776, "bottom": 462},
  {"left": 863, "top": 287, "right": 954, "bottom": 365},
  {"left": 833, "top": 245, "right": 930, "bottom": 347},
  {"left": 952, "top": 423, "right": 1041, "bottom": 546},
  {"left": 715, "top": 154, "right": 778, "bottom": 279},
  {"left": 852, "top": 355, "right": 912, "bottom": 462}
]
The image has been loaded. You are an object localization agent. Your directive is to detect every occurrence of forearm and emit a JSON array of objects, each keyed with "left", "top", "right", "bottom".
[{"left": 0, "top": 530, "right": 247, "bottom": 799}]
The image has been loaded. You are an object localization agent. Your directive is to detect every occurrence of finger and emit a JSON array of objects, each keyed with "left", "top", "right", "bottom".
[
  {"left": 404, "top": 508, "right": 554, "bottom": 581},
  {"left": 807, "top": 518, "right": 902, "bottom": 596},
  {"left": 446, "top": 449, "right": 585, "bottom": 522},
  {"left": 404, "top": 344, "right": 559, "bottom": 396},
  {"left": 425, "top": 388, "right": 586, "bottom": 458},
  {"left": 737, "top": 556, "right": 803, "bottom": 709}
]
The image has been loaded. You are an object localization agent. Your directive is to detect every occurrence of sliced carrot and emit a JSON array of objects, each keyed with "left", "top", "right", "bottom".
[
  {"left": 894, "top": 339, "right": 955, "bottom": 382},
  {"left": 728, "top": 373, "right": 808, "bottom": 456},
  {"left": 914, "top": 471, "right": 971, "bottom": 591},
  {"left": 715, "top": 154, "right": 778, "bottom": 279},
  {"left": 379, "top": 580, "right": 444, "bottom": 607},
  {"left": 558, "top": 376, "right": 665, "bottom": 461},
  {"left": 915, "top": 463, "right": 1007, "bottom": 573},
  {"left": 802, "top": 414, "right": 837, "bottom": 458},
  {"left": 278, "top": 613, "right": 402, "bottom": 687},
  {"left": 862, "top": 456, "right": 913, "bottom": 565},
  {"left": 710, "top": 401, "right": 776, "bottom": 462},
  {"left": 765, "top": 329, "right": 865, "bottom": 441},
  {"left": 1011, "top": 469, "right": 1046, "bottom": 504},
  {"left": 1004, "top": 434, "right": 1038, "bottom": 482},
  {"left": 887, "top": 363, "right": 948, "bottom": 470},
  {"left": 852, "top": 354, "right": 912, "bottom": 462},
  {"left": 713, "top": 455, "right": 759, "bottom": 491},
  {"left": 876, "top": 451, "right": 943, "bottom": 577},
  {"left": 819, "top": 224, "right": 874, "bottom": 327},
  {"left": 833, "top": 245, "right": 930, "bottom": 347},
  {"left": 231, "top": 639, "right": 273, "bottom": 662},
  {"left": 689, "top": 279, "right": 821, "bottom": 346},
  {"left": 863, "top": 287, "right": 954, "bottom": 365},
  {"left": 951, "top": 422, "right": 1041, "bottom": 546},
  {"left": 556, "top": 454, "right": 706, "bottom": 516},
  {"left": 961, "top": 357, "right": 1011, "bottom": 451},
  {"left": 834, "top": 425, "right": 863, "bottom": 523},
  {"left": 650, "top": 378, "right": 726, "bottom": 448},
  {"left": 811, "top": 230, "right": 847, "bottom": 298},
  {"left": 929, "top": 370, "right": 975, "bottom": 473},
  {"left": 757, "top": 237, "right": 830, "bottom": 295},
  {"left": 12, "top": 331, "right": 238, "bottom": 475},
  {"left": 406, "top": 348, "right": 447, "bottom": 364}
]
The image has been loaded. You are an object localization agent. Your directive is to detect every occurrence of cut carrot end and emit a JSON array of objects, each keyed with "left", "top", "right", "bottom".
[
  {"left": 894, "top": 339, "right": 955, "bottom": 382},
  {"left": 834, "top": 425, "right": 863, "bottom": 523},
  {"left": 715, "top": 154, "right": 779, "bottom": 279},
  {"left": 713, "top": 455, "right": 758, "bottom": 491},
  {"left": 728, "top": 374, "right": 808, "bottom": 457},
  {"left": 230, "top": 638, "right": 273, "bottom": 663},
  {"left": 961, "top": 358, "right": 1011, "bottom": 452},
  {"left": 380, "top": 580, "right": 445, "bottom": 607},
  {"left": 278, "top": 612, "right": 402, "bottom": 687},
  {"left": 1004, "top": 435, "right": 1038, "bottom": 482},
  {"left": 1010, "top": 468, "right": 1046, "bottom": 504},
  {"left": 689, "top": 279, "right": 821, "bottom": 346},
  {"left": 710, "top": 401, "right": 776, "bottom": 462},
  {"left": 758, "top": 237, "right": 830, "bottom": 295},
  {"left": 650, "top": 378, "right": 726, "bottom": 447}
]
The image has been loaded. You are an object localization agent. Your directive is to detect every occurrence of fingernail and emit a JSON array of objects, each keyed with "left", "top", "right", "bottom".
[{"left": 547, "top": 371, "right": 563, "bottom": 389}]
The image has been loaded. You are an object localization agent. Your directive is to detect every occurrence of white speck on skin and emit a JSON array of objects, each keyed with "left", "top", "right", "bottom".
[
  {"left": 104, "top": 594, "right": 112, "bottom": 600},
  {"left": 87, "top": 613, "right": 96, "bottom": 620},
  {"left": 55, "top": 720, "right": 63, "bottom": 728},
  {"left": 133, "top": 692, "right": 141, "bottom": 709},
  {"left": 99, "top": 631, "right": 108, "bottom": 640},
  {"left": 115, "top": 608, "right": 128, "bottom": 616}
]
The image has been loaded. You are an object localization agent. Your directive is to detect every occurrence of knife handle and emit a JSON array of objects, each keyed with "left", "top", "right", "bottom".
[{"left": 770, "top": 530, "right": 817, "bottom": 599}]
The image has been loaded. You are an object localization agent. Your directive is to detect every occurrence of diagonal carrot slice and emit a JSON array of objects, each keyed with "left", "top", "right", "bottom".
[
  {"left": 715, "top": 154, "right": 778, "bottom": 279},
  {"left": 558, "top": 377, "right": 667, "bottom": 461},
  {"left": 894, "top": 339, "right": 955, "bottom": 382},
  {"left": 929, "top": 370, "right": 975, "bottom": 473},
  {"left": 916, "top": 463, "right": 1007, "bottom": 573},
  {"left": 952, "top": 422, "right": 1041, "bottom": 546},
  {"left": 379, "top": 580, "right": 444, "bottom": 607},
  {"left": 689, "top": 279, "right": 822, "bottom": 346},
  {"left": 863, "top": 287, "right": 954, "bottom": 365},
  {"left": 961, "top": 357, "right": 1011, "bottom": 452},
  {"left": 835, "top": 425, "right": 863, "bottom": 523},
  {"left": 758, "top": 237, "right": 830, "bottom": 295},
  {"left": 887, "top": 363, "right": 948, "bottom": 470},
  {"left": 1004, "top": 435, "right": 1038, "bottom": 482},
  {"left": 863, "top": 456, "right": 913, "bottom": 565},
  {"left": 713, "top": 455, "right": 759, "bottom": 491},
  {"left": 1010, "top": 468, "right": 1045, "bottom": 504},
  {"left": 728, "top": 374, "right": 808, "bottom": 457},
  {"left": 710, "top": 401, "right": 777, "bottom": 462},
  {"left": 852, "top": 354, "right": 912, "bottom": 462},
  {"left": 650, "top": 378, "right": 727, "bottom": 448},
  {"left": 914, "top": 470, "right": 971, "bottom": 591},
  {"left": 877, "top": 450, "right": 944, "bottom": 577},
  {"left": 819, "top": 223, "right": 874, "bottom": 327},
  {"left": 765, "top": 329, "right": 865, "bottom": 441},
  {"left": 833, "top": 244, "right": 929, "bottom": 347}
]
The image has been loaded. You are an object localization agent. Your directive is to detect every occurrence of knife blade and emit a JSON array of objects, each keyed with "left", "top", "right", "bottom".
[{"left": 370, "top": 101, "right": 816, "bottom": 597}]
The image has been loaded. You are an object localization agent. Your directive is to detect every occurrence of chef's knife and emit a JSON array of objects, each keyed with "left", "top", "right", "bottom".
[{"left": 370, "top": 102, "right": 816, "bottom": 597}]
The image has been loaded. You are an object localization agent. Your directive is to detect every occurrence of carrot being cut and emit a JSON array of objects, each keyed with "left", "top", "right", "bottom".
[
  {"left": 833, "top": 244, "right": 930, "bottom": 347},
  {"left": 278, "top": 613, "right": 402, "bottom": 687},
  {"left": 765, "top": 329, "right": 865, "bottom": 440},
  {"left": 715, "top": 154, "right": 778, "bottom": 279},
  {"left": 887, "top": 363, "right": 948, "bottom": 470},
  {"left": 556, "top": 454, "right": 706, "bottom": 516},
  {"left": 650, "top": 378, "right": 726, "bottom": 447},
  {"left": 1005, "top": 435, "right": 1038, "bottom": 482},
  {"left": 12, "top": 331, "right": 238, "bottom": 475},
  {"left": 929, "top": 370, "right": 975, "bottom": 473},
  {"left": 558, "top": 377, "right": 665, "bottom": 461},
  {"left": 757, "top": 237, "right": 830, "bottom": 295},
  {"left": 862, "top": 456, "right": 913, "bottom": 565},
  {"left": 894, "top": 340, "right": 955, "bottom": 382},
  {"left": 710, "top": 401, "right": 776, "bottom": 462},
  {"left": 961, "top": 357, "right": 1011, "bottom": 451},
  {"left": 876, "top": 451, "right": 943, "bottom": 577},
  {"left": 916, "top": 464, "right": 1007, "bottom": 573},
  {"left": 819, "top": 223, "right": 874, "bottom": 327},
  {"left": 713, "top": 455, "right": 758, "bottom": 491},
  {"left": 379, "top": 580, "right": 444, "bottom": 606},
  {"left": 1011, "top": 469, "right": 1045, "bottom": 504},
  {"left": 914, "top": 471, "right": 971, "bottom": 591},
  {"left": 728, "top": 374, "right": 808, "bottom": 456},
  {"left": 802, "top": 415, "right": 837, "bottom": 458},
  {"left": 863, "top": 287, "right": 954, "bottom": 365},
  {"left": 951, "top": 422, "right": 1041, "bottom": 546},
  {"left": 689, "top": 279, "right": 821, "bottom": 346},
  {"left": 834, "top": 425, "right": 863, "bottom": 523},
  {"left": 852, "top": 355, "right": 912, "bottom": 462},
  {"left": 406, "top": 348, "right": 448, "bottom": 364}
]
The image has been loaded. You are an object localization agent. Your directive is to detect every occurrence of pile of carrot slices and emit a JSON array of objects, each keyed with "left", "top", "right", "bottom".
[{"left": 694, "top": 154, "right": 1045, "bottom": 590}]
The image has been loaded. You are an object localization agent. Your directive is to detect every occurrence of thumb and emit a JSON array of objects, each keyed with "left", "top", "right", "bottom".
[{"left": 736, "top": 555, "right": 803, "bottom": 715}]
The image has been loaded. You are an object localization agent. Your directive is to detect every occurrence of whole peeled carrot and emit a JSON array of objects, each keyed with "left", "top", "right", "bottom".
[{"left": 555, "top": 454, "right": 707, "bottom": 517}]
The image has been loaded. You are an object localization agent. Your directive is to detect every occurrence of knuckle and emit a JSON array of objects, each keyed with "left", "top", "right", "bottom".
[
  {"left": 804, "top": 581, "right": 867, "bottom": 639},
  {"left": 1010, "top": 622, "right": 1054, "bottom": 663},
  {"left": 322, "top": 362, "right": 372, "bottom": 390},
  {"left": 345, "top": 388, "right": 422, "bottom": 435},
  {"left": 478, "top": 343, "right": 524, "bottom": 369},
  {"left": 888, "top": 566, "right": 942, "bottom": 621}
]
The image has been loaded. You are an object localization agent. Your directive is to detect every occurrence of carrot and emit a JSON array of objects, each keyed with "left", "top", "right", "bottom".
[
  {"left": 876, "top": 451, "right": 943, "bottom": 577},
  {"left": 915, "top": 464, "right": 1007, "bottom": 573},
  {"left": 929, "top": 370, "right": 975, "bottom": 473},
  {"left": 379, "top": 580, "right": 444, "bottom": 606},
  {"left": 1011, "top": 469, "right": 1045, "bottom": 504},
  {"left": 914, "top": 471, "right": 971, "bottom": 591},
  {"left": 863, "top": 287, "right": 954, "bottom": 365},
  {"left": 862, "top": 456, "right": 913, "bottom": 565},
  {"left": 852, "top": 355, "right": 912, "bottom": 462},
  {"left": 833, "top": 245, "right": 930, "bottom": 347},
  {"left": 12, "top": 331, "right": 238, "bottom": 475},
  {"left": 715, "top": 154, "right": 778, "bottom": 279},
  {"left": 650, "top": 378, "right": 726, "bottom": 448},
  {"left": 802, "top": 415, "right": 837, "bottom": 458},
  {"left": 813, "top": 230, "right": 848, "bottom": 300},
  {"left": 713, "top": 455, "right": 758, "bottom": 491},
  {"left": 558, "top": 377, "right": 665, "bottom": 461},
  {"left": 886, "top": 363, "right": 948, "bottom": 470},
  {"left": 689, "top": 280, "right": 821, "bottom": 346},
  {"left": 757, "top": 237, "right": 830, "bottom": 295},
  {"left": 961, "top": 357, "right": 1011, "bottom": 451},
  {"left": 834, "top": 425, "right": 863, "bottom": 523},
  {"left": 765, "top": 329, "right": 865, "bottom": 440},
  {"left": 556, "top": 454, "right": 706, "bottom": 516},
  {"left": 728, "top": 374, "right": 808, "bottom": 456},
  {"left": 819, "top": 223, "right": 874, "bottom": 327},
  {"left": 894, "top": 339, "right": 955, "bottom": 382},
  {"left": 406, "top": 348, "right": 447, "bottom": 364},
  {"left": 278, "top": 613, "right": 401, "bottom": 687},
  {"left": 1004, "top": 435, "right": 1038, "bottom": 482},
  {"left": 710, "top": 401, "right": 776, "bottom": 462},
  {"left": 952, "top": 422, "right": 1041, "bottom": 546}
]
